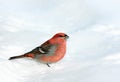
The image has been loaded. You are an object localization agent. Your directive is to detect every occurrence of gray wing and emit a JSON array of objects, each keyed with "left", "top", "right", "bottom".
[
  {"left": 39, "top": 41, "right": 52, "bottom": 54},
  {"left": 39, "top": 41, "right": 58, "bottom": 56},
  {"left": 29, "top": 41, "right": 57, "bottom": 56}
]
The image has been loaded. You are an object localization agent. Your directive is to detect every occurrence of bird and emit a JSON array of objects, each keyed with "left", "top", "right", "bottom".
[{"left": 9, "top": 33, "right": 69, "bottom": 67}]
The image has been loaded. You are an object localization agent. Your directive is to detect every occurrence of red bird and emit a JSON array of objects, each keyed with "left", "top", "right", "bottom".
[{"left": 9, "top": 33, "right": 69, "bottom": 67}]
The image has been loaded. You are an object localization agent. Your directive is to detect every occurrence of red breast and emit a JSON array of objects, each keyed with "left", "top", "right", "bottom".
[{"left": 40, "top": 41, "right": 66, "bottom": 63}]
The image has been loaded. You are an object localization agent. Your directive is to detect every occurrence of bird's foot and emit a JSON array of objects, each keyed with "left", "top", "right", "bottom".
[{"left": 46, "top": 63, "right": 50, "bottom": 67}]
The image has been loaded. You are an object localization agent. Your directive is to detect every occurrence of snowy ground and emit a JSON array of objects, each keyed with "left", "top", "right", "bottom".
[{"left": 0, "top": 0, "right": 120, "bottom": 82}]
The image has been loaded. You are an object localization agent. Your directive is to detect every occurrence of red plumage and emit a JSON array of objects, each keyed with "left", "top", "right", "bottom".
[{"left": 9, "top": 33, "right": 69, "bottom": 67}]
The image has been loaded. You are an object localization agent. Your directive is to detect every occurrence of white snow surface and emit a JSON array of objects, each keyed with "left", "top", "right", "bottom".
[{"left": 0, "top": 0, "right": 120, "bottom": 82}]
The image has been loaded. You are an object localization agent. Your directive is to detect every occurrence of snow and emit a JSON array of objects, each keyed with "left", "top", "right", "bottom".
[{"left": 0, "top": 0, "right": 120, "bottom": 82}]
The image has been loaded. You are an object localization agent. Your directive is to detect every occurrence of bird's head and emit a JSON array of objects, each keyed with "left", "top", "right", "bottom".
[
  {"left": 49, "top": 33, "right": 69, "bottom": 44},
  {"left": 52, "top": 33, "right": 69, "bottom": 40}
]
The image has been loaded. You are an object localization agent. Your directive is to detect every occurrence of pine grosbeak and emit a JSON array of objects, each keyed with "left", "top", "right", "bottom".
[{"left": 9, "top": 33, "right": 69, "bottom": 67}]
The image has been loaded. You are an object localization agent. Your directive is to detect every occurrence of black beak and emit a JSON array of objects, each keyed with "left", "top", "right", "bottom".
[{"left": 65, "top": 34, "right": 69, "bottom": 39}]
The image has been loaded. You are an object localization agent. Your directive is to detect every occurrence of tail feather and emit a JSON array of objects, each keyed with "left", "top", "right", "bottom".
[{"left": 9, "top": 55, "right": 25, "bottom": 60}]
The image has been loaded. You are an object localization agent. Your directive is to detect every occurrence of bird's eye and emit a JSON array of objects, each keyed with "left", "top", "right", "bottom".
[{"left": 59, "top": 35, "right": 64, "bottom": 37}]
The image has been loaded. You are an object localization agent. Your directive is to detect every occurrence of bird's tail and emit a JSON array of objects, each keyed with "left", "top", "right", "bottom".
[
  {"left": 9, "top": 55, "right": 25, "bottom": 60},
  {"left": 9, "top": 53, "right": 34, "bottom": 60}
]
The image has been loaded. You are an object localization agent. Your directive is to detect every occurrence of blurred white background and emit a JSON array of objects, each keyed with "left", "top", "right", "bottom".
[{"left": 0, "top": 0, "right": 120, "bottom": 82}]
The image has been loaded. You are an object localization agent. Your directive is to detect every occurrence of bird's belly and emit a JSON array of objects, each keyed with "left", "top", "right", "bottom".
[
  {"left": 39, "top": 44, "right": 66, "bottom": 63},
  {"left": 39, "top": 48, "right": 66, "bottom": 63},
  {"left": 40, "top": 56, "right": 63, "bottom": 63}
]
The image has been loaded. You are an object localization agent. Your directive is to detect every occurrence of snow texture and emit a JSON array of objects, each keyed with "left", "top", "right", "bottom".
[{"left": 0, "top": 0, "right": 120, "bottom": 82}]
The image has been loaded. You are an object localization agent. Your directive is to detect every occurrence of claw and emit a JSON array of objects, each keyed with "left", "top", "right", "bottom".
[{"left": 46, "top": 63, "right": 50, "bottom": 67}]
